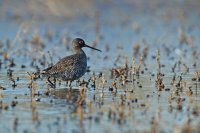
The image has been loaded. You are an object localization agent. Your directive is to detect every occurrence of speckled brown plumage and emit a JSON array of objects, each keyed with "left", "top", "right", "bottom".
[
  {"left": 42, "top": 38, "right": 101, "bottom": 87},
  {"left": 43, "top": 52, "right": 87, "bottom": 81}
]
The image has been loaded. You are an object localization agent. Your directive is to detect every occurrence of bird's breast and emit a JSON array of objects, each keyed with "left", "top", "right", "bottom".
[{"left": 66, "top": 53, "right": 87, "bottom": 80}]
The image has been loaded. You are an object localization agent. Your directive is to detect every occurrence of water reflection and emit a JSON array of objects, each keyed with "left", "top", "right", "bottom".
[{"left": 49, "top": 88, "right": 80, "bottom": 101}]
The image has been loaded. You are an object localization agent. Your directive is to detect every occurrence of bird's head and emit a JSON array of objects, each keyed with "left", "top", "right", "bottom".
[{"left": 72, "top": 38, "right": 102, "bottom": 52}]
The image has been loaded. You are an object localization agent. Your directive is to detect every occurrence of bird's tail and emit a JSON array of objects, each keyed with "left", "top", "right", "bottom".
[{"left": 40, "top": 66, "right": 53, "bottom": 77}]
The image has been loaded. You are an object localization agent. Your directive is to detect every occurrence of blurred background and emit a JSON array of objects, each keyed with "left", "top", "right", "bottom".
[
  {"left": 0, "top": 0, "right": 200, "bottom": 21},
  {"left": 0, "top": 1, "right": 200, "bottom": 133},
  {"left": 0, "top": 0, "right": 200, "bottom": 69}
]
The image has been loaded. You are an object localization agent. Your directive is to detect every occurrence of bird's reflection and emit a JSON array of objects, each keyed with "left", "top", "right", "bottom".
[
  {"left": 49, "top": 87, "right": 80, "bottom": 101},
  {"left": 45, "top": 87, "right": 87, "bottom": 115}
]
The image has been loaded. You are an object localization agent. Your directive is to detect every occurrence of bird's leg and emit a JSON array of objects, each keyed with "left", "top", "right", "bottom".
[
  {"left": 58, "top": 79, "right": 61, "bottom": 86},
  {"left": 76, "top": 79, "right": 80, "bottom": 86},
  {"left": 53, "top": 78, "right": 56, "bottom": 86},
  {"left": 47, "top": 77, "right": 56, "bottom": 88},
  {"left": 69, "top": 81, "right": 72, "bottom": 88}
]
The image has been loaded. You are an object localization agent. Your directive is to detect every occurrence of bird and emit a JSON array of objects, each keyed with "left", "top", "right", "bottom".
[{"left": 41, "top": 38, "right": 102, "bottom": 88}]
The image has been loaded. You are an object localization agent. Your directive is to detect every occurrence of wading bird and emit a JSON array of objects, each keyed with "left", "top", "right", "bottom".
[{"left": 42, "top": 38, "right": 101, "bottom": 88}]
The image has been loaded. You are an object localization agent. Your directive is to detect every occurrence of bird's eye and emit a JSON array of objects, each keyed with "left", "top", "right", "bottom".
[{"left": 79, "top": 41, "right": 83, "bottom": 44}]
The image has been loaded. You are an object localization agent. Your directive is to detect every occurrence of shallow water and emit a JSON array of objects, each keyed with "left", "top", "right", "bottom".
[{"left": 0, "top": 0, "right": 200, "bottom": 133}]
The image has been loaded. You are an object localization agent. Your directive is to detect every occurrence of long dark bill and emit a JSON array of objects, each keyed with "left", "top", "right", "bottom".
[{"left": 84, "top": 44, "right": 102, "bottom": 52}]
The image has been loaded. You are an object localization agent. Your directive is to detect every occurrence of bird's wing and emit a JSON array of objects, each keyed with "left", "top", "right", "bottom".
[
  {"left": 42, "top": 55, "right": 76, "bottom": 75},
  {"left": 42, "top": 66, "right": 53, "bottom": 72}
]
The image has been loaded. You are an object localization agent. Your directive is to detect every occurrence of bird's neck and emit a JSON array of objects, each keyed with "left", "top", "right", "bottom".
[{"left": 73, "top": 48, "right": 85, "bottom": 55}]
